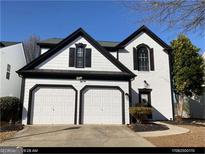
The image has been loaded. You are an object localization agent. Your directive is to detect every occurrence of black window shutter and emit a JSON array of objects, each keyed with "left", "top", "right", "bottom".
[
  {"left": 133, "top": 47, "right": 138, "bottom": 70},
  {"left": 150, "top": 48, "right": 155, "bottom": 71},
  {"left": 85, "top": 48, "right": 91, "bottom": 67},
  {"left": 69, "top": 48, "right": 75, "bottom": 67}
]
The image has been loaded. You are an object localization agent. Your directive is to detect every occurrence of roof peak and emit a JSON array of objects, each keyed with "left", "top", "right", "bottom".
[{"left": 116, "top": 25, "right": 170, "bottom": 49}]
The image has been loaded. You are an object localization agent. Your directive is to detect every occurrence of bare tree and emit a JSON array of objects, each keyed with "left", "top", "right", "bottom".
[
  {"left": 123, "top": 0, "right": 205, "bottom": 34},
  {"left": 23, "top": 35, "right": 40, "bottom": 63}
]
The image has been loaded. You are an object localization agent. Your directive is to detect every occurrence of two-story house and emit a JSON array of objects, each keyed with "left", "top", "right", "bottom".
[{"left": 17, "top": 25, "right": 174, "bottom": 125}]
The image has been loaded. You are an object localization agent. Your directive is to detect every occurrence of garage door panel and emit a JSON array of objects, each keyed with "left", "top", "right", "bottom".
[
  {"left": 83, "top": 88, "right": 123, "bottom": 124},
  {"left": 83, "top": 90, "right": 102, "bottom": 124},
  {"left": 32, "top": 88, "right": 53, "bottom": 124},
  {"left": 52, "top": 89, "right": 75, "bottom": 124},
  {"left": 31, "top": 86, "right": 76, "bottom": 124}
]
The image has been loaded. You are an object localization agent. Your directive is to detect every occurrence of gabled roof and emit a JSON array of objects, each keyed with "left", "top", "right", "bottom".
[
  {"left": 37, "top": 38, "right": 119, "bottom": 50},
  {"left": 17, "top": 28, "right": 135, "bottom": 79},
  {"left": 116, "top": 25, "right": 171, "bottom": 50},
  {"left": 98, "top": 40, "right": 119, "bottom": 47}
]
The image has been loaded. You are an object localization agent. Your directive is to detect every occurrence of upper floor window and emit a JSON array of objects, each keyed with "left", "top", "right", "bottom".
[
  {"left": 76, "top": 47, "right": 84, "bottom": 68},
  {"left": 69, "top": 43, "right": 92, "bottom": 68},
  {"left": 6, "top": 64, "right": 11, "bottom": 80},
  {"left": 133, "top": 44, "right": 155, "bottom": 71},
  {"left": 138, "top": 47, "right": 149, "bottom": 71}
]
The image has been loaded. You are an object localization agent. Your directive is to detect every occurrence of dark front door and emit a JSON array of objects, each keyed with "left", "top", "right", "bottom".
[{"left": 139, "top": 89, "right": 152, "bottom": 119}]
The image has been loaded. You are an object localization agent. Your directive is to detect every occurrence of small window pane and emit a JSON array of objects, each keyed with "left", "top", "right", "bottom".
[
  {"left": 141, "top": 94, "right": 149, "bottom": 106},
  {"left": 77, "top": 48, "right": 84, "bottom": 57},
  {"left": 7, "top": 64, "right": 11, "bottom": 72},
  {"left": 77, "top": 59, "right": 83, "bottom": 67},
  {"left": 6, "top": 72, "right": 10, "bottom": 80}
]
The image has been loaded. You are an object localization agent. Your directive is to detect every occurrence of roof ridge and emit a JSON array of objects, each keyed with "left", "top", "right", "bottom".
[{"left": 97, "top": 40, "right": 120, "bottom": 43}]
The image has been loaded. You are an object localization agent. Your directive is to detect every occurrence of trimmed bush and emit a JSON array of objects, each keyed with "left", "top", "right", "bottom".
[
  {"left": 0, "top": 97, "right": 22, "bottom": 122},
  {"left": 129, "top": 106, "right": 152, "bottom": 124}
]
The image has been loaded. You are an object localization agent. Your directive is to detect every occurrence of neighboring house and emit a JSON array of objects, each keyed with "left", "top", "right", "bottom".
[
  {"left": 17, "top": 25, "right": 174, "bottom": 125},
  {"left": 0, "top": 42, "right": 26, "bottom": 98},
  {"left": 187, "top": 52, "right": 205, "bottom": 119}
]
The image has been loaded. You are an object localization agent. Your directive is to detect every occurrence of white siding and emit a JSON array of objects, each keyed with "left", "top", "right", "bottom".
[
  {"left": 22, "top": 78, "right": 129, "bottom": 125},
  {"left": 119, "top": 32, "right": 173, "bottom": 120},
  {"left": 36, "top": 37, "right": 120, "bottom": 72},
  {"left": 41, "top": 48, "right": 49, "bottom": 55},
  {"left": 110, "top": 52, "right": 117, "bottom": 59},
  {"left": 0, "top": 44, "right": 26, "bottom": 98}
]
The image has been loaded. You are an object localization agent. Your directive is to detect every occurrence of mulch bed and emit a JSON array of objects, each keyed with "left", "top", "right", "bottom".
[
  {"left": 0, "top": 124, "right": 24, "bottom": 132},
  {"left": 0, "top": 122, "right": 24, "bottom": 143},
  {"left": 128, "top": 122, "right": 169, "bottom": 132}
]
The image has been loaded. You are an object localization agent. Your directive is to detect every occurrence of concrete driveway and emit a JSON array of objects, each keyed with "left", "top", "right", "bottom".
[{"left": 0, "top": 125, "right": 154, "bottom": 147}]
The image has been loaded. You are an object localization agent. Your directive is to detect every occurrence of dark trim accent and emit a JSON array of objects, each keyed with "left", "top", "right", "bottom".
[
  {"left": 85, "top": 48, "right": 92, "bottom": 67},
  {"left": 128, "top": 80, "right": 132, "bottom": 124},
  {"left": 138, "top": 88, "right": 152, "bottom": 106},
  {"left": 17, "top": 69, "right": 133, "bottom": 81},
  {"left": 37, "top": 43, "right": 56, "bottom": 49},
  {"left": 27, "top": 84, "right": 78, "bottom": 125},
  {"left": 116, "top": 25, "right": 171, "bottom": 50},
  {"left": 138, "top": 88, "right": 152, "bottom": 93},
  {"left": 150, "top": 48, "right": 155, "bottom": 71},
  {"left": 136, "top": 43, "right": 151, "bottom": 50},
  {"left": 116, "top": 49, "right": 119, "bottom": 60},
  {"left": 104, "top": 46, "right": 118, "bottom": 52},
  {"left": 69, "top": 47, "right": 75, "bottom": 67},
  {"left": 133, "top": 47, "right": 138, "bottom": 70},
  {"left": 75, "top": 43, "right": 87, "bottom": 48},
  {"left": 18, "top": 28, "right": 135, "bottom": 78},
  {"left": 79, "top": 85, "right": 125, "bottom": 124},
  {"left": 168, "top": 49, "right": 175, "bottom": 120},
  {"left": 19, "top": 78, "right": 25, "bottom": 124},
  {"left": 138, "top": 88, "right": 152, "bottom": 118}
]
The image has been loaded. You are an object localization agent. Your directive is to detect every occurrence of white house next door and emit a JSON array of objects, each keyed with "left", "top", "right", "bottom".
[{"left": 30, "top": 85, "right": 76, "bottom": 124}]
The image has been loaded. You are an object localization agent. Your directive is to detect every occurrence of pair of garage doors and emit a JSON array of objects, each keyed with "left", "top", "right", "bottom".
[{"left": 28, "top": 85, "right": 125, "bottom": 125}]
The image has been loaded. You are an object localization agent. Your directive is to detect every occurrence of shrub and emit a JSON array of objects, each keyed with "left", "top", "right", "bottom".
[
  {"left": 0, "top": 97, "right": 22, "bottom": 122},
  {"left": 129, "top": 105, "right": 152, "bottom": 124}
]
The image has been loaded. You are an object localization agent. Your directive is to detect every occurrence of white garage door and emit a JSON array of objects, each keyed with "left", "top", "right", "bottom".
[
  {"left": 83, "top": 88, "right": 123, "bottom": 124},
  {"left": 31, "top": 86, "right": 76, "bottom": 124}
]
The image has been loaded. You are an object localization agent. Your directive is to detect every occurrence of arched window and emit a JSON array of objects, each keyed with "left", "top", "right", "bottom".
[
  {"left": 133, "top": 44, "right": 155, "bottom": 71},
  {"left": 138, "top": 47, "right": 149, "bottom": 71}
]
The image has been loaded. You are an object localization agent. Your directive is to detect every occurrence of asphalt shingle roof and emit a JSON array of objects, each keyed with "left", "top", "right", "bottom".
[{"left": 38, "top": 38, "right": 119, "bottom": 47}]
